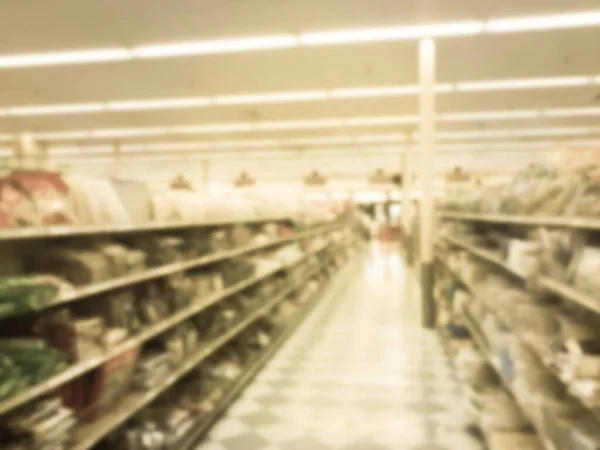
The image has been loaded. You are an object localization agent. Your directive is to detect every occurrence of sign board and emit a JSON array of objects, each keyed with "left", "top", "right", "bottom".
[
  {"left": 369, "top": 169, "right": 391, "bottom": 184},
  {"left": 171, "top": 174, "right": 193, "bottom": 190},
  {"left": 305, "top": 170, "right": 327, "bottom": 186},
  {"left": 234, "top": 172, "right": 255, "bottom": 187}
]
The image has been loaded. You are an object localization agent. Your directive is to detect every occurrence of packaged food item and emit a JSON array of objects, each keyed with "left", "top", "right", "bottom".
[
  {"left": 573, "top": 247, "right": 600, "bottom": 299},
  {"left": 506, "top": 239, "right": 539, "bottom": 277},
  {"left": 1, "top": 170, "right": 75, "bottom": 227},
  {"left": 0, "top": 275, "right": 63, "bottom": 318}
]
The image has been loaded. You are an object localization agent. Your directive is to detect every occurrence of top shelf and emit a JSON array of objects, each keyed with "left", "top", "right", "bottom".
[
  {"left": 440, "top": 212, "right": 600, "bottom": 230},
  {"left": 0, "top": 216, "right": 292, "bottom": 241}
]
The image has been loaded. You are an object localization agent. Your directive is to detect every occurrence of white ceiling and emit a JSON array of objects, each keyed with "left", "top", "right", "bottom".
[{"left": 1, "top": 1, "right": 600, "bottom": 180}]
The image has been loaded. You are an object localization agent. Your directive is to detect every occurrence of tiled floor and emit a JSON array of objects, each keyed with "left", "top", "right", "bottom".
[{"left": 195, "top": 244, "right": 483, "bottom": 450}]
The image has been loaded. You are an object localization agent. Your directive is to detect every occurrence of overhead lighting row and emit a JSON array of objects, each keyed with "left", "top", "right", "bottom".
[
  {"left": 43, "top": 139, "right": 600, "bottom": 162},
  {"left": 1, "top": 11, "right": 600, "bottom": 69},
  {"left": 1, "top": 107, "right": 598, "bottom": 142},
  {"left": 37, "top": 126, "right": 600, "bottom": 155},
  {"left": 0, "top": 75, "right": 596, "bottom": 117}
]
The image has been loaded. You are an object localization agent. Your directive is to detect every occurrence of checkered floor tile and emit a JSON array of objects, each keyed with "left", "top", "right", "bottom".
[{"left": 195, "top": 244, "right": 483, "bottom": 450}]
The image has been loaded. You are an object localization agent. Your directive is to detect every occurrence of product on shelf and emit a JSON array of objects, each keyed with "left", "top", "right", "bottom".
[
  {"left": 1, "top": 397, "right": 76, "bottom": 449},
  {"left": 0, "top": 210, "right": 361, "bottom": 450}
]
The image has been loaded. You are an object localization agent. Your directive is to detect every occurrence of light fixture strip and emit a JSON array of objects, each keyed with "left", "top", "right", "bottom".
[
  {"left": 0, "top": 11, "right": 599, "bottom": 69},
  {"left": 1, "top": 74, "right": 597, "bottom": 117},
  {"left": 21, "top": 106, "right": 600, "bottom": 141},
  {"left": 37, "top": 127, "right": 600, "bottom": 155}
]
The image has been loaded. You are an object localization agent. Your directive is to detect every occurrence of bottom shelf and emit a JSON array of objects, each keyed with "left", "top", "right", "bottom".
[{"left": 175, "top": 251, "right": 352, "bottom": 450}]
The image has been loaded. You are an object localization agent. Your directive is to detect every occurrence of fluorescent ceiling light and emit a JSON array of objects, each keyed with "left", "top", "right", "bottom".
[
  {"left": 345, "top": 116, "right": 417, "bottom": 126},
  {"left": 544, "top": 107, "right": 600, "bottom": 117},
  {"left": 0, "top": 48, "right": 131, "bottom": 68},
  {"left": 255, "top": 119, "right": 343, "bottom": 130},
  {"left": 173, "top": 123, "right": 254, "bottom": 134},
  {"left": 212, "top": 139, "right": 280, "bottom": 148},
  {"left": 91, "top": 127, "right": 170, "bottom": 138},
  {"left": 436, "top": 130, "right": 513, "bottom": 139},
  {"left": 1, "top": 75, "right": 597, "bottom": 117},
  {"left": 214, "top": 91, "right": 327, "bottom": 105},
  {"left": 355, "top": 133, "right": 405, "bottom": 143},
  {"left": 487, "top": 11, "right": 600, "bottom": 33},
  {"left": 2, "top": 12, "right": 600, "bottom": 70},
  {"left": 440, "top": 110, "right": 540, "bottom": 121},
  {"left": 28, "top": 108, "right": 600, "bottom": 142},
  {"left": 122, "top": 142, "right": 212, "bottom": 152},
  {"left": 50, "top": 145, "right": 112, "bottom": 155},
  {"left": 132, "top": 35, "right": 297, "bottom": 58},
  {"left": 107, "top": 97, "right": 211, "bottom": 111},
  {"left": 456, "top": 76, "right": 591, "bottom": 91},
  {"left": 299, "top": 21, "right": 484, "bottom": 45},
  {"left": 435, "top": 84, "right": 455, "bottom": 93},
  {"left": 331, "top": 86, "right": 419, "bottom": 98},
  {"left": 33, "top": 131, "right": 91, "bottom": 140},
  {"left": 514, "top": 126, "right": 595, "bottom": 137},
  {"left": 8, "top": 103, "right": 105, "bottom": 116},
  {"left": 283, "top": 136, "right": 354, "bottom": 145}
]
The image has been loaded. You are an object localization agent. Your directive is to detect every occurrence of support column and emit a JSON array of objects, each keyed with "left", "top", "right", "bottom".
[
  {"left": 402, "top": 132, "right": 414, "bottom": 265},
  {"left": 419, "top": 38, "right": 436, "bottom": 329}
]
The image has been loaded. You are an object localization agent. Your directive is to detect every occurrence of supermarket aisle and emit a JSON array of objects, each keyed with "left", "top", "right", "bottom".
[{"left": 196, "top": 244, "right": 481, "bottom": 450}]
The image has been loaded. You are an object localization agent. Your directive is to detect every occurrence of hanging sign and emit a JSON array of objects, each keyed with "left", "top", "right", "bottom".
[
  {"left": 234, "top": 172, "right": 255, "bottom": 187},
  {"left": 171, "top": 174, "right": 193, "bottom": 190},
  {"left": 445, "top": 166, "right": 471, "bottom": 183},
  {"left": 304, "top": 170, "right": 327, "bottom": 186},
  {"left": 369, "top": 169, "right": 391, "bottom": 184}
]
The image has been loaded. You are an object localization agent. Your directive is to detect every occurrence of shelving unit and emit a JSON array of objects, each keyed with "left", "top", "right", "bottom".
[
  {"left": 437, "top": 212, "right": 600, "bottom": 450},
  {"left": 0, "top": 212, "right": 363, "bottom": 450},
  {"left": 174, "top": 250, "right": 352, "bottom": 450},
  {"left": 71, "top": 251, "right": 339, "bottom": 450},
  {"left": 0, "top": 223, "right": 338, "bottom": 416},
  {"left": 440, "top": 212, "right": 600, "bottom": 231}
]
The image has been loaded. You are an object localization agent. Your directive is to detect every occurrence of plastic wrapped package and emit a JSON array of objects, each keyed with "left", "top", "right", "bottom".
[
  {"left": 515, "top": 300, "right": 558, "bottom": 336},
  {"left": 33, "top": 247, "right": 116, "bottom": 286},
  {"left": 558, "top": 312, "right": 600, "bottom": 343},
  {"left": 573, "top": 247, "right": 600, "bottom": 299},
  {"left": 2, "top": 398, "right": 76, "bottom": 449},
  {"left": 0, "top": 275, "right": 64, "bottom": 318},
  {"left": 150, "top": 191, "right": 183, "bottom": 223},
  {"left": 65, "top": 175, "right": 130, "bottom": 226},
  {"left": 5, "top": 170, "right": 77, "bottom": 226},
  {"left": 567, "top": 179, "right": 600, "bottom": 218},
  {"left": 481, "top": 388, "right": 529, "bottom": 430},
  {"left": 454, "top": 347, "right": 496, "bottom": 391},
  {"left": 512, "top": 343, "right": 562, "bottom": 397},
  {"left": 110, "top": 178, "right": 153, "bottom": 225},
  {"left": 537, "top": 228, "right": 579, "bottom": 281},
  {"left": 506, "top": 239, "right": 539, "bottom": 277}
]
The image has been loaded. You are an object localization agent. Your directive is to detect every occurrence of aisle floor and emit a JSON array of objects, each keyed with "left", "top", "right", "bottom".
[{"left": 195, "top": 244, "right": 482, "bottom": 450}]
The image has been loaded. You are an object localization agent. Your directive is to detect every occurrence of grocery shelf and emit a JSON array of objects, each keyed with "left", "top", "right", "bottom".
[
  {"left": 0, "top": 238, "right": 334, "bottom": 417},
  {"left": 70, "top": 252, "right": 341, "bottom": 450},
  {"left": 538, "top": 277, "right": 600, "bottom": 315},
  {"left": 461, "top": 310, "right": 556, "bottom": 450},
  {"left": 440, "top": 212, "right": 600, "bottom": 230},
  {"left": 3, "top": 222, "right": 339, "bottom": 319},
  {"left": 175, "top": 251, "right": 350, "bottom": 450},
  {"left": 438, "top": 251, "right": 600, "bottom": 434},
  {"left": 439, "top": 234, "right": 524, "bottom": 280},
  {"left": 0, "top": 215, "right": 291, "bottom": 241}
]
